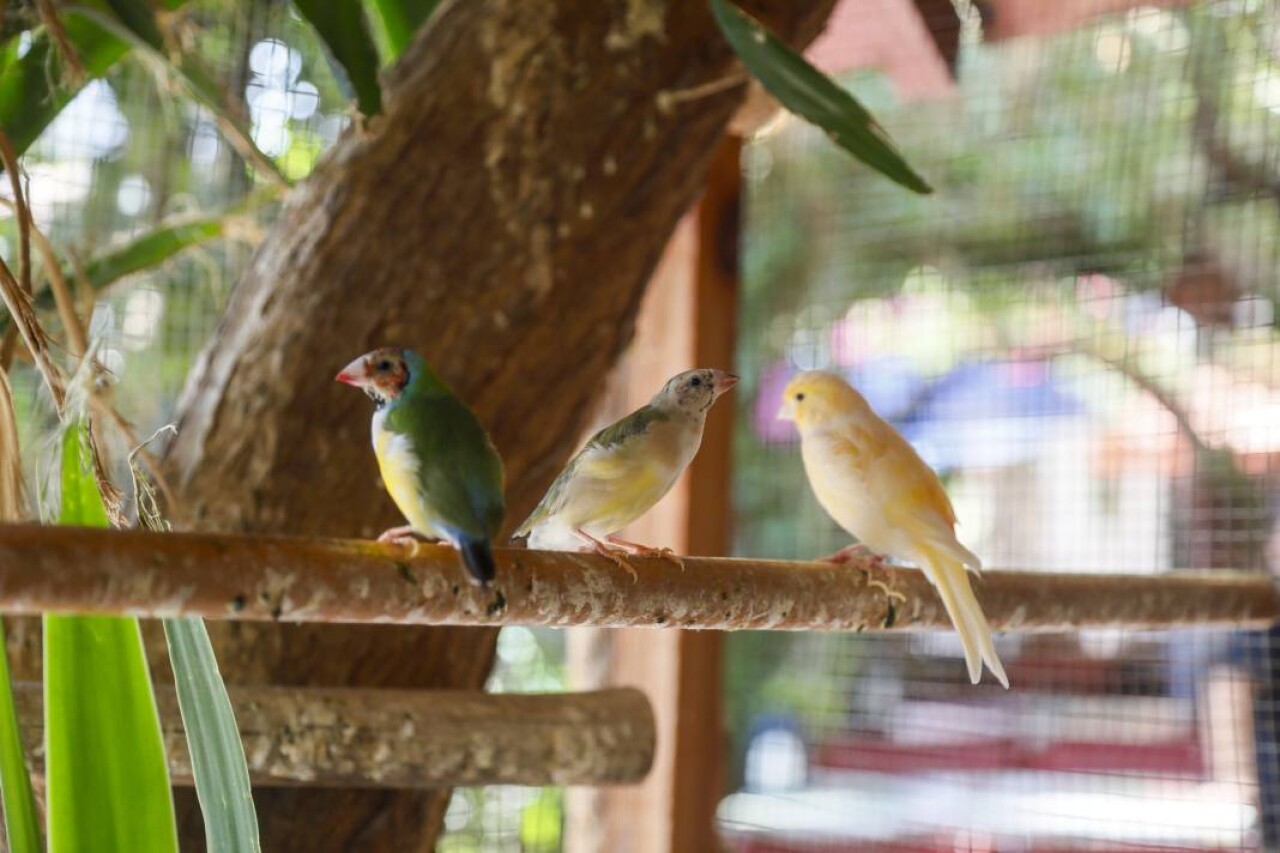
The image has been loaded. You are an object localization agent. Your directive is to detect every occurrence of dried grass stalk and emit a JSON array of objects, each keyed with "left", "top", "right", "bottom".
[{"left": 0, "top": 369, "right": 26, "bottom": 522}]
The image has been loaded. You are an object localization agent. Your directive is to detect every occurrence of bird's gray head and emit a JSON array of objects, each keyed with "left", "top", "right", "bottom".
[{"left": 651, "top": 368, "right": 739, "bottom": 416}]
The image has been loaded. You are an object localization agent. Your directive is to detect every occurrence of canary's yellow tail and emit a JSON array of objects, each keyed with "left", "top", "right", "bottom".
[{"left": 919, "top": 547, "right": 1009, "bottom": 689}]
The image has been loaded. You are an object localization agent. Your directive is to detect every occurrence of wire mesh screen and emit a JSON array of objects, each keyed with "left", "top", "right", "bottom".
[
  {"left": 724, "top": 1, "right": 1280, "bottom": 850},
  {"left": 8, "top": 0, "right": 346, "bottom": 478},
  {"left": 441, "top": 628, "right": 567, "bottom": 853}
]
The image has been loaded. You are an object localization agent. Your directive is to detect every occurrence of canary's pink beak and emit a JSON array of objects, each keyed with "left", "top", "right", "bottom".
[
  {"left": 712, "top": 372, "right": 739, "bottom": 396},
  {"left": 335, "top": 356, "right": 367, "bottom": 387}
]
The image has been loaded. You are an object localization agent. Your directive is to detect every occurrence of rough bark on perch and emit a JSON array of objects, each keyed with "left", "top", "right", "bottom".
[
  {"left": 5, "top": 525, "right": 1276, "bottom": 631},
  {"left": 12, "top": 684, "right": 654, "bottom": 789},
  {"left": 156, "top": 0, "right": 837, "bottom": 847}
]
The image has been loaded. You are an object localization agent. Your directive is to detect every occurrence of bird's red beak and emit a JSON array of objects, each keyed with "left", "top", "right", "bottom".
[
  {"left": 712, "top": 371, "right": 739, "bottom": 397},
  {"left": 335, "top": 356, "right": 367, "bottom": 387}
]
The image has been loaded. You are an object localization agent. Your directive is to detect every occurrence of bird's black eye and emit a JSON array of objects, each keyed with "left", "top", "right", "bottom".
[
  {"left": 795, "top": 393, "right": 805, "bottom": 402},
  {"left": 690, "top": 376, "right": 702, "bottom": 387},
  {"left": 377, "top": 359, "right": 393, "bottom": 372}
]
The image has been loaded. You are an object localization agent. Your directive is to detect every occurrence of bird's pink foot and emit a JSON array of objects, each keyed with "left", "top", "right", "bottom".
[
  {"left": 377, "top": 526, "right": 433, "bottom": 558},
  {"left": 822, "top": 543, "right": 885, "bottom": 568},
  {"left": 575, "top": 529, "right": 640, "bottom": 583},
  {"left": 605, "top": 536, "right": 685, "bottom": 571},
  {"left": 823, "top": 546, "right": 902, "bottom": 599}
]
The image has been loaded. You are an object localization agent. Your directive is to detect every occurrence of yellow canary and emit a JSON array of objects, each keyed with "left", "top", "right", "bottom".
[{"left": 779, "top": 370, "right": 1008, "bottom": 688}]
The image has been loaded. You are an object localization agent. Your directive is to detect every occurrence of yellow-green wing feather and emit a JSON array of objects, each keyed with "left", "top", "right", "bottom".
[{"left": 513, "top": 405, "right": 669, "bottom": 537}]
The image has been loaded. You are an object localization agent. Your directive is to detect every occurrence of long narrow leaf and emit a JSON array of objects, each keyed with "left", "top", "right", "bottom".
[
  {"left": 0, "top": 372, "right": 37, "bottom": 852},
  {"left": 72, "top": 187, "right": 274, "bottom": 295},
  {"left": 164, "top": 618, "right": 261, "bottom": 853},
  {"left": 0, "top": 621, "right": 40, "bottom": 853},
  {"left": 45, "top": 424, "right": 177, "bottom": 853},
  {"left": 293, "top": 0, "right": 383, "bottom": 116},
  {"left": 709, "top": 0, "right": 932, "bottom": 194},
  {"left": 69, "top": 217, "right": 227, "bottom": 290},
  {"left": 362, "top": 0, "right": 441, "bottom": 62},
  {"left": 128, "top": 436, "right": 261, "bottom": 852}
]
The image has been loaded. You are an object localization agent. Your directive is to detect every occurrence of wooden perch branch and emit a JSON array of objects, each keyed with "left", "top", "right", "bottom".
[
  {"left": 5, "top": 525, "right": 1276, "bottom": 632},
  {"left": 13, "top": 683, "right": 653, "bottom": 788}
]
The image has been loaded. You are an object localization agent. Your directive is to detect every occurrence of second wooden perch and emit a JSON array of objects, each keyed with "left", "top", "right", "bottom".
[{"left": 16, "top": 684, "right": 654, "bottom": 789}]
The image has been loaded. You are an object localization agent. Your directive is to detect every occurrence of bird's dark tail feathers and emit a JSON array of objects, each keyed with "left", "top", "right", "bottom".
[{"left": 458, "top": 537, "right": 496, "bottom": 587}]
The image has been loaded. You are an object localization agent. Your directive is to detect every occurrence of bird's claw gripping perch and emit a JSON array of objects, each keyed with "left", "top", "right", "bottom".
[
  {"left": 594, "top": 545, "right": 640, "bottom": 583},
  {"left": 576, "top": 530, "right": 640, "bottom": 583},
  {"left": 606, "top": 536, "right": 685, "bottom": 571},
  {"left": 650, "top": 548, "right": 686, "bottom": 571},
  {"left": 377, "top": 526, "right": 432, "bottom": 558},
  {"left": 825, "top": 545, "right": 904, "bottom": 601}
]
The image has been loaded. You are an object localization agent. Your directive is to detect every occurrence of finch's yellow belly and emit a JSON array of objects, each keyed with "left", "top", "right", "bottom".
[
  {"left": 571, "top": 465, "right": 674, "bottom": 533},
  {"left": 375, "top": 429, "right": 439, "bottom": 536}
]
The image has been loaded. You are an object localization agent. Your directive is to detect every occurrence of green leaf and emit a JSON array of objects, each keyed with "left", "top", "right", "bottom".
[
  {"left": 128, "top": 434, "right": 260, "bottom": 852},
  {"left": 45, "top": 424, "right": 177, "bottom": 853},
  {"left": 0, "top": 620, "right": 41, "bottom": 853},
  {"left": 0, "top": 373, "right": 40, "bottom": 853},
  {"left": 293, "top": 0, "right": 383, "bottom": 116},
  {"left": 55, "top": 425, "right": 110, "bottom": 528},
  {"left": 0, "top": 8, "right": 131, "bottom": 159},
  {"left": 709, "top": 0, "right": 933, "bottom": 194},
  {"left": 362, "top": 0, "right": 441, "bottom": 62},
  {"left": 77, "top": 217, "right": 224, "bottom": 288},
  {"left": 66, "top": 214, "right": 232, "bottom": 292},
  {"left": 104, "top": 0, "right": 165, "bottom": 50},
  {"left": 69, "top": 187, "right": 275, "bottom": 296},
  {"left": 164, "top": 618, "right": 261, "bottom": 853}
]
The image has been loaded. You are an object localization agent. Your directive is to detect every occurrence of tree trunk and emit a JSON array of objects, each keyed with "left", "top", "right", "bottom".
[{"left": 163, "top": 0, "right": 833, "bottom": 848}]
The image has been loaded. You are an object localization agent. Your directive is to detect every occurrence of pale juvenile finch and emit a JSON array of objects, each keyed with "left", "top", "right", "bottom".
[{"left": 515, "top": 368, "right": 738, "bottom": 569}]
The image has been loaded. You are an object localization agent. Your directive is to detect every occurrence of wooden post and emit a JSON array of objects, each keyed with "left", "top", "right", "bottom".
[{"left": 570, "top": 137, "right": 743, "bottom": 853}]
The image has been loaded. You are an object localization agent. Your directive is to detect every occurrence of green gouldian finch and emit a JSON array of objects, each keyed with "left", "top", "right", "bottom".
[
  {"left": 779, "top": 370, "right": 1008, "bottom": 688},
  {"left": 514, "top": 369, "right": 738, "bottom": 567},
  {"left": 336, "top": 347, "right": 505, "bottom": 587}
]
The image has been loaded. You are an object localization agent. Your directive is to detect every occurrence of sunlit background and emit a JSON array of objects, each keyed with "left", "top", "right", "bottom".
[{"left": 7, "top": 0, "right": 1280, "bottom": 850}]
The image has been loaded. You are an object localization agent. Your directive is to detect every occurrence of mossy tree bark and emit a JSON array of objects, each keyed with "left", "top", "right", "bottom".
[{"left": 163, "top": 0, "right": 834, "bottom": 848}]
